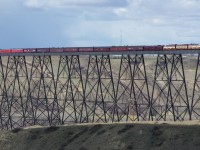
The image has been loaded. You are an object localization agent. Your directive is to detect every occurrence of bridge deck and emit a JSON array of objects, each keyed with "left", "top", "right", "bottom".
[{"left": 0, "top": 50, "right": 200, "bottom": 56}]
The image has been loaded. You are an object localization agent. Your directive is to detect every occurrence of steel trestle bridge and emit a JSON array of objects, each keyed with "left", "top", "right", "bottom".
[{"left": 1, "top": 50, "right": 200, "bottom": 130}]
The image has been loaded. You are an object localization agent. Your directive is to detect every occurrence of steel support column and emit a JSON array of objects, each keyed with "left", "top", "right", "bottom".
[
  {"left": 83, "top": 55, "right": 107, "bottom": 122},
  {"left": 114, "top": 55, "right": 134, "bottom": 121},
  {"left": 68, "top": 55, "right": 87, "bottom": 123},
  {"left": 15, "top": 56, "right": 33, "bottom": 127},
  {"left": 29, "top": 56, "right": 58, "bottom": 125},
  {"left": 98, "top": 55, "right": 116, "bottom": 122},
  {"left": 168, "top": 54, "right": 190, "bottom": 121},
  {"left": 0, "top": 56, "right": 8, "bottom": 129},
  {"left": 191, "top": 54, "right": 200, "bottom": 119},
  {"left": 56, "top": 56, "right": 78, "bottom": 124},
  {"left": 4, "top": 56, "right": 30, "bottom": 129},
  {"left": 131, "top": 54, "right": 151, "bottom": 121},
  {"left": 151, "top": 54, "right": 171, "bottom": 121},
  {"left": 151, "top": 54, "right": 190, "bottom": 121}
]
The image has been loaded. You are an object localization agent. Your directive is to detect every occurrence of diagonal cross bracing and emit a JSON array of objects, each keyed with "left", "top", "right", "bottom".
[{"left": 0, "top": 53, "right": 197, "bottom": 130}]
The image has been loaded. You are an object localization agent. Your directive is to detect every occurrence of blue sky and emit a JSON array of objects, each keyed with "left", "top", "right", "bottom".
[{"left": 1, "top": 0, "right": 200, "bottom": 48}]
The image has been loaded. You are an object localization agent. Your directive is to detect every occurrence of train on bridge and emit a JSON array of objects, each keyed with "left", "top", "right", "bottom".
[{"left": 1, "top": 44, "right": 200, "bottom": 54}]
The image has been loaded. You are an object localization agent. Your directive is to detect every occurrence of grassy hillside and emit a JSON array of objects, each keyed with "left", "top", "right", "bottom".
[{"left": 1, "top": 122, "right": 200, "bottom": 150}]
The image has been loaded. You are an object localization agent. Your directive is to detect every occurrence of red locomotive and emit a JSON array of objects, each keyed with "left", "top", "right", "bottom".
[{"left": 1, "top": 44, "right": 200, "bottom": 54}]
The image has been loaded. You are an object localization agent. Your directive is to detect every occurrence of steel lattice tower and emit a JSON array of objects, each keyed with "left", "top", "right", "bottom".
[
  {"left": 151, "top": 54, "right": 190, "bottom": 121},
  {"left": 191, "top": 54, "right": 200, "bottom": 119},
  {"left": 0, "top": 52, "right": 198, "bottom": 130}
]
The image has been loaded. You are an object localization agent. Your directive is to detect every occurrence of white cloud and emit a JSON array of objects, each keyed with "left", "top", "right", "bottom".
[
  {"left": 1, "top": 0, "right": 200, "bottom": 48},
  {"left": 25, "top": 0, "right": 103, "bottom": 8},
  {"left": 24, "top": 0, "right": 129, "bottom": 8},
  {"left": 113, "top": 8, "right": 128, "bottom": 16}
]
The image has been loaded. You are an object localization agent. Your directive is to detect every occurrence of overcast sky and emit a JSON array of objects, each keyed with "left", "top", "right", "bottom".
[{"left": 1, "top": 0, "right": 200, "bottom": 48}]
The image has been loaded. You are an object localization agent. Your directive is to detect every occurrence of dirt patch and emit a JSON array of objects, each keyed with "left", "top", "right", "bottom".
[
  {"left": 152, "top": 126, "right": 163, "bottom": 136},
  {"left": 118, "top": 124, "right": 134, "bottom": 134},
  {"left": 65, "top": 127, "right": 89, "bottom": 146},
  {"left": 44, "top": 126, "right": 59, "bottom": 133},
  {"left": 127, "top": 145, "right": 134, "bottom": 150},
  {"left": 97, "top": 129, "right": 106, "bottom": 135},
  {"left": 11, "top": 127, "right": 23, "bottom": 133},
  {"left": 151, "top": 126, "right": 164, "bottom": 147},
  {"left": 79, "top": 147, "right": 88, "bottom": 150},
  {"left": 89, "top": 124, "right": 103, "bottom": 134}
]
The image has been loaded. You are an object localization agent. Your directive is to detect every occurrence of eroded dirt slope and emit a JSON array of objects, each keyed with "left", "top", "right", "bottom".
[{"left": 0, "top": 122, "right": 200, "bottom": 150}]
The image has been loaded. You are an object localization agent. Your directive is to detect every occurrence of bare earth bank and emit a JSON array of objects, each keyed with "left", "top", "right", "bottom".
[{"left": 1, "top": 121, "right": 200, "bottom": 150}]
